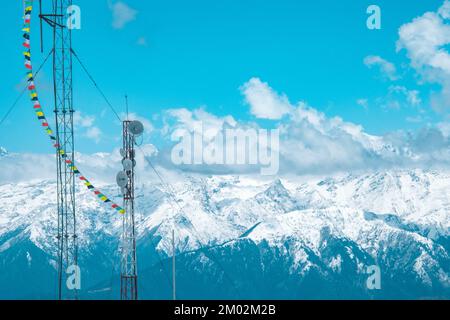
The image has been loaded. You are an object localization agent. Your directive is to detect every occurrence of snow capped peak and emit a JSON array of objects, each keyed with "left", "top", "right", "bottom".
[
  {"left": 253, "top": 178, "right": 301, "bottom": 214},
  {"left": 0, "top": 147, "right": 8, "bottom": 157},
  {"left": 0, "top": 168, "right": 449, "bottom": 298},
  {"left": 262, "top": 178, "right": 289, "bottom": 198}
]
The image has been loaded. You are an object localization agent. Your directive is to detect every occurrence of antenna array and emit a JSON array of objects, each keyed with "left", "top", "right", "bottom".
[{"left": 118, "top": 120, "right": 144, "bottom": 300}]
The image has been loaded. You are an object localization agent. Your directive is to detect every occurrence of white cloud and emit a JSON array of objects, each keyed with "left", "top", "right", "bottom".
[
  {"left": 389, "top": 85, "right": 422, "bottom": 107},
  {"left": 0, "top": 153, "right": 56, "bottom": 183},
  {"left": 108, "top": 1, "right": 138, "bottom": 29},
  {"left": 371, "top": 85, "right": 422, "bottom": 110},
  {"left": 439, "top": 0, "right": 450, "bottom": 19},
  {"left": 437, "top": 121, "right": 450, "bottom": 137},
  {"left": 240, "top": 78, "right": 292, "bottom": 120},
  {"left": 363, "top": 55, "right": 399, "bottom": 81},
  {"left": 161, "top": 84, "right": 378, "bottom": 175},
  {"left": 406, "top": 115, "right": 424, "bottom": 123},
  {"left": 277, "top": 104, "right": 376, "bottom": 174},
  {"left": 85, "top": 127, "right": 102, "bottom": 144},
  {"left": 397, "top": 0, "right": 450, "bottom": 111},
  {"left": 74, "top": 112, "right": 95, "bottom": 128},
  {"left": 407, "top": 90, "right": 422, "bottom": 106},
  {"left": 356, "top": 99, "right": 369, "bottom": 110},
  {"left": 164, "top": 107, "right": 236, "bottom": 140},
  {"left": 73, "top": 111, "right": 104, "bottom": 143},
  {"left": 397, "top": 3, "right": 450, "bottom": 74},
  {"left": 0, "top": 144, "right": 159, "bottom": 184}
]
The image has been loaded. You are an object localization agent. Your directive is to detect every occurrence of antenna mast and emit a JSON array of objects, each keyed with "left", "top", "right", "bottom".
[
  {"left": 118, "top": 119, "right": 144, "bottom": 300},
  {"left": 173, "top": 229, "right": 176, "bottom": 300},
  {"left": 40, "top": 0, "right": 78, "bottom": 300}
]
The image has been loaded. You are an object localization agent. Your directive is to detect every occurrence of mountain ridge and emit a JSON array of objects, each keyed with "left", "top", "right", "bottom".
[{"left": 0, "top": 168, "right": 448, "bottom": 299}]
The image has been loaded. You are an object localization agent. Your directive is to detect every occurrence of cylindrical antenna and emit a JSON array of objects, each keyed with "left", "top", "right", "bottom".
[{"left": 125, "top": 94, "right": 129, "bottom": 121}]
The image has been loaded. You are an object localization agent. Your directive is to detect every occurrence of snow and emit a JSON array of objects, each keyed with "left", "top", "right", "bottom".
[
  {"left": 26, "top": 251, "right": 32, "bottom": 267},
  {"left": 0, "top": 168, "right": 449, "bottom": 285},
  {"left": 0, "top": 147, "right": 7, "bottom": 157}
]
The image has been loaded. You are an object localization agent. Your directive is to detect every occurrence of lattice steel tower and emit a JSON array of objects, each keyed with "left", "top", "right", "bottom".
[
  {"left": 40, "top": 0, "right": 78, "bottom": 300},
  {"left": 119, "top": 120, "right": 142, "bottom": 300}
]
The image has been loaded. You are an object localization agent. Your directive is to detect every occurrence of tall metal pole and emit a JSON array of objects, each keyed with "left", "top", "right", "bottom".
[
  {"left": 173, "top": 229, "right": 176, "bottom": 301},
  {"left": 120, "top": 121, "right": 138, "bottom": 300},
  {"left": 40, "top": 0, "right": 77, "bottom": 300}
]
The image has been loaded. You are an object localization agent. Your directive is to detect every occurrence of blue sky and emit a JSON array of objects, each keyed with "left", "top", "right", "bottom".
[{"left": 0, "top": 0, "right": 448, "bottom": 155}]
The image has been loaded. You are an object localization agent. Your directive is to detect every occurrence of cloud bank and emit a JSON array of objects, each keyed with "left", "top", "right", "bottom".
[
  {"left": 3, "top": 77, "right": 450, "bottom": 183},
  {"left": 157, "top": 78, "right": 450, "bottom": 176},
  {"left": 397, "top": 0, "right": 450, "bottom": 112}
]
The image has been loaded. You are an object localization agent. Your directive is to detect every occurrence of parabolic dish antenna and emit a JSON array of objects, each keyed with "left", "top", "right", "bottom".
[
  {"left": 120, "top": 148, "right": 126, "bottom": 157},
  {"left": 129, "top": 120, "right": 144, "bottom": 136},
  {"left": 122, "top": 159, "right": 133, "bottom": 171},
  {"left": 116, "top": 171, "right": 129, "bottom": 188}
]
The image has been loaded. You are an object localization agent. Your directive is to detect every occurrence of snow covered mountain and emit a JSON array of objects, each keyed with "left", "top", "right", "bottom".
[
  {"left": 0, "top": 169, "right": 449, "bottom": 299},
  {"left": 0, "top": 147, "right": 7, "bottom": 158}
]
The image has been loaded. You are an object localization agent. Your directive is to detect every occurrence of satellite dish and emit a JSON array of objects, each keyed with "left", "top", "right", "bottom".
[
  {"left": 129, "top": 120, "right": 144, "bottom": 136},
  {"left": 120, "top": 148, "right": 126, "bottom": 157},
  {"left": 122, "top": 159, "right": 133, "bottom": 171},
  {"left": 116, "top": 171, "right": 128, "bottom": 188}
]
